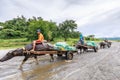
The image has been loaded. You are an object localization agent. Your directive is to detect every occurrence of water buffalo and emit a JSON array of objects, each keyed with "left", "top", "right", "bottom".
[
  {"left": 99, "top": 42, "right": 106, "bottom": 49},
  {"left": 75, "top": 43, "right": 87, "bottom": 54},
  {"left": 99, "top": 41, "right": 112, "bottom": 49},
  {"left": 107, "top": 41, "right": 112, "bottom": 48},
  {"left": 0, "top": 43, "right": 55, "bottom": 69},
  {"left": 76, "top": 41, "right": 98, "bottom": 53}
]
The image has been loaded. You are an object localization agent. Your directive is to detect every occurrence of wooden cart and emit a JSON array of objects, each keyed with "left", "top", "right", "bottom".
[
  {"left": 24, "top": 50, "right": 77, "bottom": 60},
  {"left": 76, "top": 44, "right": 98, "bottom": 53}
]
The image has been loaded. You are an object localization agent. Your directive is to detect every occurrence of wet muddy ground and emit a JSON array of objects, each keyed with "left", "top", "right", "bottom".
[{"left": 0, "top": 42, "right": 120, "bottom": 80}]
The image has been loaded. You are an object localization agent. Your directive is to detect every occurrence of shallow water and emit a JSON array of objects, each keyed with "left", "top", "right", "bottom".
[{"left": 0, "top": 42, "right": 120, "bottom": 80}]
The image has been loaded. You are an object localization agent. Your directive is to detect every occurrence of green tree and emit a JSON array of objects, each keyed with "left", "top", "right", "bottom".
[
  {"left": 0, "top": 29, "right": 23, "bottom": 39},
  {"left": 0, "top": 16, "right": 79, "bottom": 41},
  {"left": 3, "top": 15, "right": 28, "bottom": 37},
  {"left": 59, "top": 20, "right": 77, "bottom": 41},
  {"left": 27, "top": 17, "right": 57, "bottom": 41},
  {"left": 87, "top": 35, "right": 95, "bottom": 41},
  {"left": 70, "top": 31, "right": 80, "bottom": 38}
]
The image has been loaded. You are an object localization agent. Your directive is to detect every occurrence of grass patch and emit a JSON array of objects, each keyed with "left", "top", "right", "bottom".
[{"left": 0, "top": 38, "right": 31, "bottom": 49}]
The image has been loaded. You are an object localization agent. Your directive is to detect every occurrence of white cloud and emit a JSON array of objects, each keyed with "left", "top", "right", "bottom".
[{"left": 0, "top": 0, "right": 120, "bottom": 37}]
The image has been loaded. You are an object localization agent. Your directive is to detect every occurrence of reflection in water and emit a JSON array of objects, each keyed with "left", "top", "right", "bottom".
[
  {"left": 20, "top": 60, "right": 68, "bottom": 80},
  {"left": 0, "top": 54, "right": 73, "bottom": 80}
]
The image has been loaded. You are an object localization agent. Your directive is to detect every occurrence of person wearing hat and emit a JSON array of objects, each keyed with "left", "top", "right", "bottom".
[{"left": 31, "top": 29, "right": 44, "bottom": 51}]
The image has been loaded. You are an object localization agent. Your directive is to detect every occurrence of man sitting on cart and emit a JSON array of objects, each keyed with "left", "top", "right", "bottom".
[
  {"left": 31, "top": 29, "right": 44, "bottom": 51},
  {"left": 79, "top": 33, "right": 84, "bottom": 45}
]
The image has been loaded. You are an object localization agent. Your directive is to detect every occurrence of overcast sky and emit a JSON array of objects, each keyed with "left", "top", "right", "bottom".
[{"left": 0, "top": 0, "right": 120, "bottom": 37}]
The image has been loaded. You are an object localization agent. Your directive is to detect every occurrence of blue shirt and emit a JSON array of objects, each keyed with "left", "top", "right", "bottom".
[{"left": 80, "top": 34, "right": 84, "bottom": 41}]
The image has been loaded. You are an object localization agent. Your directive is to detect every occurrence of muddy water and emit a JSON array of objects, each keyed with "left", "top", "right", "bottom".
[
  {"left": 0, "top": 42, "right": 120, "bottom": 80},
  {"left": 0, "top": 52, "right": 71, "bottom": 80}
]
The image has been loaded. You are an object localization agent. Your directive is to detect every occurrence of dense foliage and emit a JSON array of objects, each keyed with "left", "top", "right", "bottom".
[
  {"left": 58, "top": 20, "right": 77, "bottom": 41},
  {"left": 0, "top": 16, "right": 80, "bottom": 41}
]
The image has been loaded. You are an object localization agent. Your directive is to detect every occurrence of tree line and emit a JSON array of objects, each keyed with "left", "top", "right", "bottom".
[{"left": 0, "top": 16, "right": 80, "bottom": 41}]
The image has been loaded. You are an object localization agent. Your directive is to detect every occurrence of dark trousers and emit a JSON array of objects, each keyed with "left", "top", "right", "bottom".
[{"left": 80, "top": 40, "right": 84, "bottom": 45}]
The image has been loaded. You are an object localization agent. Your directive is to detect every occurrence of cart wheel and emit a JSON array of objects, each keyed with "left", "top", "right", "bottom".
[
  {"left": 66, "top": 51, "right": 73, "bottom": 60},
  {"left": 94, "top": 47, "right": 98, "bottom": 52},
  {"left": 57, "top": 54, "right": 62, "bottom": 57}
]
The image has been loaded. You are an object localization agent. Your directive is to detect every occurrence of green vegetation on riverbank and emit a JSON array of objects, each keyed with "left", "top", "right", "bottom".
[
  {"left": 0, "top": 16, "right": 103, "bottom": 49},
  {"left": 0, "top": 38, "right": 102, "bottom": 49},
  {"left": 0, "top": 38, "right": 30, "bottom": 49}
]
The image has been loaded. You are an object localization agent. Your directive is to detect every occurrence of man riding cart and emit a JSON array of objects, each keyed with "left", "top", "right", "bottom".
[{"left": 76, "top": 33, "right": 98, "bottom": 53}]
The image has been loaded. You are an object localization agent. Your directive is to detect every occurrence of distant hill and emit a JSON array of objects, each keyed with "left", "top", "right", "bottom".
[{"left": 99, "top": 37, "right": 120, "bottom": 40}]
